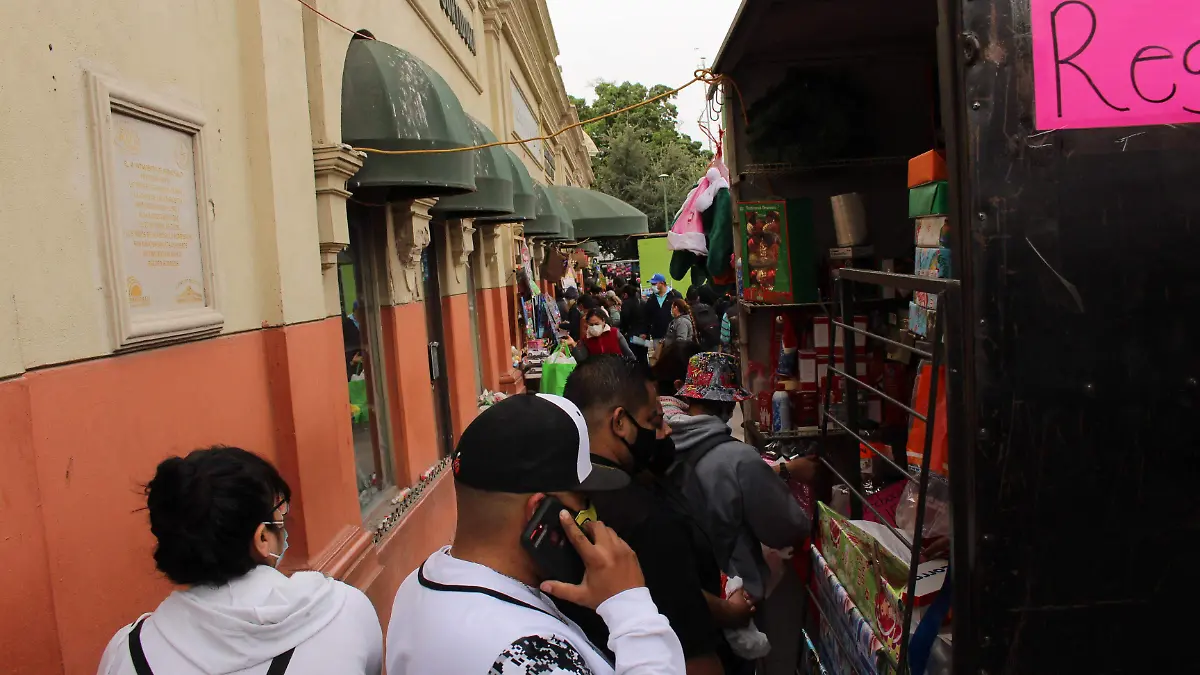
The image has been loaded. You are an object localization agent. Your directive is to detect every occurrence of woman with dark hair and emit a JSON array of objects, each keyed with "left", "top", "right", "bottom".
[
  {"left": 563, "top": 308, "right": 635, "bottom": 362},
  {"left": 658, "top": 298, "right": 697, "bottom": 356},
  {"left": 98, "top": 447, "right": 383, "bottom": 675}
]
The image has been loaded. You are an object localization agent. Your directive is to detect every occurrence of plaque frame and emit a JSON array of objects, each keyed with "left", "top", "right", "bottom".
[{"left": 87, "top": 71, "right": 222, "bottom": 351}]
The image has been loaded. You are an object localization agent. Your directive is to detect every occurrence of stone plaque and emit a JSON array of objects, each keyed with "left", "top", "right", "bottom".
[
  {"left": 112, "top": 113, "right": 207, "bottom": 317},
  {"left": 89, "top": 71, "right": 222, "bottom": 350}
]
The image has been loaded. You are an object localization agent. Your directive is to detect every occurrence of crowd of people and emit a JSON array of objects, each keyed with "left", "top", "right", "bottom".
[
  {"left": 558, "top": 271, "right": 738, "bottom": 370},
  {"left": 97, "top": 271, "right": 813, "bottom": 675},
  {"left": 99, "top": 352, "right": 817, "bottom": 675}
]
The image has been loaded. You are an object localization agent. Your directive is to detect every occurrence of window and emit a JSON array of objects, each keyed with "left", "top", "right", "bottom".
[
  {"left": 544, "top": 144, "right": 556, "bottom": 182},
  {"left": 510, "top": 77, "right": 542, "bottom": 163},
  {"left": 340, "top": 214, "right": 396, "bottom": 515}
]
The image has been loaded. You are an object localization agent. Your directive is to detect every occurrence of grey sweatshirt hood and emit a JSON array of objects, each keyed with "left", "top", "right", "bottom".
[{"left": 670, "top": 413, "right": 733, "bottom": 456}]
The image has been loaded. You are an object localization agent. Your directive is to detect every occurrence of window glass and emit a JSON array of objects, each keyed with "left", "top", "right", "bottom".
[
  {"left": 466, "top": 244, "right": 485, "bottom": 393},
  {"left": 340, "top": 220, "right": 394, "bottom": 514},
  {"left": 511, "top": 77, "right": 543, "bottom": 162}
]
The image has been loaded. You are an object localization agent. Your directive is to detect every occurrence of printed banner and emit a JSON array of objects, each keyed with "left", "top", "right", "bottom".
[{"left": 1032, "top": 0, "right": 1200, "bottom": 130}]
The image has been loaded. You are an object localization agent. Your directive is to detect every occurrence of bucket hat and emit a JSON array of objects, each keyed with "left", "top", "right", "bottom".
[{"left": 676, "top": 352, "right": 751, "bottom": 402}]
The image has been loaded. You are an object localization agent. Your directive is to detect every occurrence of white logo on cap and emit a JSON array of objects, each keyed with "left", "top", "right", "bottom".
[{"left": 535, "top": 393, "right": 592, "bottom": 484}]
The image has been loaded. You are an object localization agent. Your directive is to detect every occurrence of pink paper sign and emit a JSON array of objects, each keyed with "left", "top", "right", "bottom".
[{"left": 1032, "top": 0, "right": 1200, "bottom": 130}]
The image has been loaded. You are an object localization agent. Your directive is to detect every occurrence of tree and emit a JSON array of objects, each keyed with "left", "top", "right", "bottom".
[{"left": 573, "top": 82, "right": 712, "bottom": 236}]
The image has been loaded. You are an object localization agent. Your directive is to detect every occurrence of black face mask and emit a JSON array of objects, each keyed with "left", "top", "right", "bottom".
[{"left": 620, "top": 411, "right": 676, "bottom": 476}]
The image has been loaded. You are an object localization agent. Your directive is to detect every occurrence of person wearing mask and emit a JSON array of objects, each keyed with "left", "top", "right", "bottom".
[
  {"left": 98, "top": 447, "right": 383, "bottom": 675},
  {"left": 652, "top": 341, "right": 704, "bottom": 422},
  {"left": 387, "top": 393, "right": 685, "bottom": 674},
  {"left": 666, "top": 352, "right": 816, "bottom": 609},
  {"left": 562, "top": 357, "right": 754, "bottom": 675},
  {"left": 564, "top": 309, "right": 636, "bottom": 362},
  {"left": 646, "top": 274, "right": 681, "bottom": 342}
]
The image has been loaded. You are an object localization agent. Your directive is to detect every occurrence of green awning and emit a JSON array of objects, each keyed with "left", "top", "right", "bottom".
[
  {"left": 524, "top": 184, "right": 574, "bottom": 240},
  {"left": 475, "top": 148, "right": 537, "bottom": 224},
  {"left": 431, "top": 117, "right": 514, "bottom": 219},
  {"left": 547, "top": 186, "right": 648, "bottom": 238},
  {"left": 341, "top": 37, "right": 475, "bottom": 199}
]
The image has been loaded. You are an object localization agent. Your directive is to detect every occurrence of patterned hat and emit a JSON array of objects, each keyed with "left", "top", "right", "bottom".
[{"left": 676, "top": 352, "right": 751, "bottom": 402}]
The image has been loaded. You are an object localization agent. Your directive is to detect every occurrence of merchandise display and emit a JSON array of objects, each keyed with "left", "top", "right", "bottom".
[
  {"left": 907, "top": 181, "right": 950, "bottom": 219},
  {"left": 906, "top": 151, "right": 947, "bottom": 189}
]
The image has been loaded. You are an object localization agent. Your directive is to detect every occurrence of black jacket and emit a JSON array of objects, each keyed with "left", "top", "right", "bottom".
[{"left": 648, "top": 290, "right": 682, "bottom": 340}]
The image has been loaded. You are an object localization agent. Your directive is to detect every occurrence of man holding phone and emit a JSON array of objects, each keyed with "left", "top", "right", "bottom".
[{"left": 387, "top": 393, "right": 686, "bottom": 675}]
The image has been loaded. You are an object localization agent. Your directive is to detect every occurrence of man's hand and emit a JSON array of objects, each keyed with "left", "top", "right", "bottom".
[
  {"left": 540, "top": 510, "right": 644, "bottom": 610},
  {"left": 723, "top": 589, "right": 756, "bottom": 627},
  {"left": 783, "top": 456, "right": 820, "bottom": 483},
  {"left": 562, "top": 335, "right": 576, "bottom": 348}
]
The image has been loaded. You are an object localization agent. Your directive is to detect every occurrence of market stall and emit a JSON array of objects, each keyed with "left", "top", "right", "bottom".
[{"left": 709, "top": 1, "right": 960, "bottom": 673}]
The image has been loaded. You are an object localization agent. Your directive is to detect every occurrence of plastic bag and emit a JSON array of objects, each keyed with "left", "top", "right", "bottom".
[
  {"left": 722, "top": 576, "right": 772, "bottom": 660},
  {"left": 541, "top": 343, "right": 577, "bottom": 396},
  {"left": 894, "top": 476, "right": 951, "bottom": 550}
]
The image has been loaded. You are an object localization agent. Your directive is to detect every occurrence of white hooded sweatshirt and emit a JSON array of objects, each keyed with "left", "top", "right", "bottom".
[{"left": 97, "top": 565, "right": 382, "bottom": 675}]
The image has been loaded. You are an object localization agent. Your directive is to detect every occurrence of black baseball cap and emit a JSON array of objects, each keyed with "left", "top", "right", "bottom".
[{"left": 452, "top": 393, "right": 629, "bottom": 493}]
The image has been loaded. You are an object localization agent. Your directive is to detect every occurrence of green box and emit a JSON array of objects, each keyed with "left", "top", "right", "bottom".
[{"left": 908, "top": 181, "right": 949, "bottom": 218}]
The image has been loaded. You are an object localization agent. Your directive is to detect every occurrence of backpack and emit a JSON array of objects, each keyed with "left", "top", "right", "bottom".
[{"left": 692, "top": 303, "right": 721, "bottom": 349}]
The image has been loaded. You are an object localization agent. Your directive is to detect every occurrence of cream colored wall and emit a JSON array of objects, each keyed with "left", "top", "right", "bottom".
[
  {"left": 0, "top": 0, "right": 325, "bottom": 370},
  {"left": 499, "top": 32, "right": 548, "bottom": 182}
]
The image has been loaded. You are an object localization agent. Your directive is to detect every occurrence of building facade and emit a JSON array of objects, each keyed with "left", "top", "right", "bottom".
[{"left": 0, "top": 1, "right": 592, "bottom": 673}]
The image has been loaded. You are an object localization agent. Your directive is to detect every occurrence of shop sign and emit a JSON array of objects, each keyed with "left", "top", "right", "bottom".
[
  {"left": 440, "top": 0, "right": 476, "bottom": 55},
  {"left": 1032, "top": 0, "right": 1200, "bottom": 129}
]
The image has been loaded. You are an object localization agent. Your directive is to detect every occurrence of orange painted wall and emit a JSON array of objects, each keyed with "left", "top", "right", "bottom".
[
  {"left": 9, "top": 328, "right": 280, "bottom": 675},
  {"left": 365, "top": 474, "right": 457, "bottom": 628},
  {"left": 379, "top": 303, "right": 441, "bottom": 485},
  {"left": 0, "top": 315, "right": 470, "bottom": 675},
  {"left": 440, "top": 293, "right": 479, "bottom": 437},
  {"left": 262, "top": 320, "right": 361, "bottom": 563},
  {"left": 474, "top": 285, "right": 512, "bottom": 392},
  {"left": 0, "top": 379, "right": 64, "bottom": 675}
]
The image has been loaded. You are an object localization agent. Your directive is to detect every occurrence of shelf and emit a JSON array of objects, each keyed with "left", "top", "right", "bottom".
[
  {"left": 764, "top": 425, "right": 848, "bottom": 441},
  {"left": 740, "top": 156, "right": 908, "bottom": 177},
  {"left": 739, "top": 297, "right": 904, "bottom": 311},
  {"left": 740, "top": 298, "right": 833, "bottom": 310}
]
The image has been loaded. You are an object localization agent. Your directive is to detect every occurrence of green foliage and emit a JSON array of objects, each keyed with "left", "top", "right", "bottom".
[{"left": 575, "top": 81, "right": 713, "bottom": 235}]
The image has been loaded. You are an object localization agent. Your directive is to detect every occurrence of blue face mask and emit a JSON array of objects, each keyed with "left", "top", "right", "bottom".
[{"left": 264, "top": 522, "right": 288, "bottom": 567}]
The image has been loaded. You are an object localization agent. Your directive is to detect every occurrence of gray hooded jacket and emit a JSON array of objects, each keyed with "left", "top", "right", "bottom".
[{"left": 667, "top": 414, "right": 811, "bottom": 600}]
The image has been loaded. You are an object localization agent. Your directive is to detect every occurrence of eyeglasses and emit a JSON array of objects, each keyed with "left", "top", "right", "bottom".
[{"left": 264, "top": 497, "right": 290, "bottom": 527}]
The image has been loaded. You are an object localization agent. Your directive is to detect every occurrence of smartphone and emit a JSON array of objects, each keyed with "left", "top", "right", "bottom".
[{"left": 520, "top": 496, "right": 585, "bottom": 585}]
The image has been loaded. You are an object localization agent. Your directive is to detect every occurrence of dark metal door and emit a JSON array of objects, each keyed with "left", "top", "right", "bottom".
[
  {"left": 942, "top": 1, "right": 1198, "bottom": 673},
  {"left": 423, "top": 233, "right": 456, "bottom": 459}
]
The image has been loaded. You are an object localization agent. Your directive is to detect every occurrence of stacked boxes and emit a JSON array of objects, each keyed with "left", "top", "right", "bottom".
[{"left": 907, "top": 151, "right": 951, "bottom": 338}]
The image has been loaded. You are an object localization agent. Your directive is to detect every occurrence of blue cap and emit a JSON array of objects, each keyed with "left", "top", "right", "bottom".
[{"left": 649, "top": 273, "right": 667, "bottom": 285}]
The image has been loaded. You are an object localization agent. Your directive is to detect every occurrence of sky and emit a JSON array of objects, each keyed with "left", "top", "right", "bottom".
[{"left": 545, "top": 0, "right": 743, "bottom": 147}]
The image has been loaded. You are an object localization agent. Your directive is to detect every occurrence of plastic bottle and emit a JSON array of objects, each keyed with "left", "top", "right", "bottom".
[{"left": 771, "top": 383, "right": 792, "bottom": 433}]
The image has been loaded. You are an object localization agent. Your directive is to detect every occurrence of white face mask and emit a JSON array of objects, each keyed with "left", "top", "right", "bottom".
[{"left": 587, "top": 324, "right": 605, "bottom": 338}]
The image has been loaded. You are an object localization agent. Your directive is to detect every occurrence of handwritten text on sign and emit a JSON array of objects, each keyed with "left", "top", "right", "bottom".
[{"left": 1032, "top": 0, "right": 1200, "bottom": 130}]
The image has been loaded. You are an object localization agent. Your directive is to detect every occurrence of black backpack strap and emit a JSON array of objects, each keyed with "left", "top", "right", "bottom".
[
  {"left": 128, "top": 617, "right": 154, "bottom": 675},
  {"left": 266, "top": 648, "right": 296, "bottom": 675}
]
